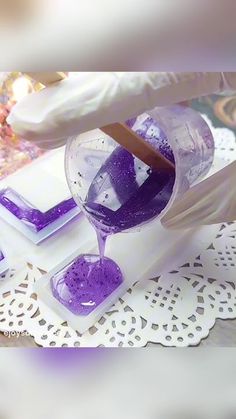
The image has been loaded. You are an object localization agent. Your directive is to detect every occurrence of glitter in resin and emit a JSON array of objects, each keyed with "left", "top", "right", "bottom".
[
  {"left": 51, "top": 254, "right": 123, "bottom": 316},
  {"left": 0, "top": 188, "right": 78, "bottom": 232},
  {"left": 85, "top": 147, "right": 175, "bottom": 233},
  {"left": 82, "top": 116, "right": 176, "bottom": 234},
  {"left": 126, "top": 115, "right": 175, "bottom": 164}
]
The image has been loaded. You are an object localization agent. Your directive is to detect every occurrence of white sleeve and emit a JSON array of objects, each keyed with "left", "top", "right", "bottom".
[{"left": 8, "top": 72, "right": 229, "bottom": 149}]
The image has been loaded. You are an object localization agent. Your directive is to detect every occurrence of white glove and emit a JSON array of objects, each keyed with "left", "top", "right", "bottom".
[
  {"left": 8, "top": 72, "right": 236, "bottom": 149},
  {"left": 162, "top": 161, "right": 236, "bottom": 229},
  {"left": 7, "top": 71, "right": 236, "bottom": 227}
]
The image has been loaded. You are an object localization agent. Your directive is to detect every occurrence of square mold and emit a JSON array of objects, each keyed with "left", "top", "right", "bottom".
[
  {"left": 0, "top": 148, "right": 81, "bottom": 244},
  {"left": 34, "top": 249, "right": 127, "bottom": 333}
]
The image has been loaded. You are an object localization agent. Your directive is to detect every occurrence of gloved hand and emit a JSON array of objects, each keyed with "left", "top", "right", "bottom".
[
  {"left": 161, "top": 161, "right": 236, "bottom": 229},
  {"left": 7, "top": 71, "right": 236, "bottom": 227},
  {"left": 8, "top": 72, "right": 236, "bottom": 149}
]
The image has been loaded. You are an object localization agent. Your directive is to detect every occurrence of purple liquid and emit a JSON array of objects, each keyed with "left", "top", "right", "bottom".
[
  {"left": 52, "top": 117, "right": 175, "bottom": 316},
  {"left": 0, "top": 188, "right": 78, "bottom": 232},
  {"left": 126, "top": 116, "right": 175, "bottom": 164},
  {"left": 85, "top": 147, "right": 175, "bottom": 234},
  {"left": 51, "top": 254, "right": 123, "bottom": 316}
]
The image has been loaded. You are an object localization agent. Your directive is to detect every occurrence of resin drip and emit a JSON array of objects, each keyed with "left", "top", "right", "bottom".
[
  {"left": 96, "top": 229, "right": 107, "bottom": 260},
  {"left": 52, "top": 117, "right": 176, "bottom": 316}
]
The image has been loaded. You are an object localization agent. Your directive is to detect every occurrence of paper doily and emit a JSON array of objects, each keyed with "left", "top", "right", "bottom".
[{"left": 0, "top": 116, "right": 235, "bottom": 347}]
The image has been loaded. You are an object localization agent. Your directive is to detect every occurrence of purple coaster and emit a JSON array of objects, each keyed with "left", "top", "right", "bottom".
[{"left": 0, "top": 188, "right": 78, "bottom": 233}]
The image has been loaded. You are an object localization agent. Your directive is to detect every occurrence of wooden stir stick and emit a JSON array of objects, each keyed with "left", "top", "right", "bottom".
[{"left": 26, "top": 72, "right": 175, "bottom": 171}]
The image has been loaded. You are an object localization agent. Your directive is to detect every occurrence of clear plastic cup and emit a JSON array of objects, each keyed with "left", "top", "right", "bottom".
[{"left": 65, "top": 105, "right": 214, "bottom": 234}]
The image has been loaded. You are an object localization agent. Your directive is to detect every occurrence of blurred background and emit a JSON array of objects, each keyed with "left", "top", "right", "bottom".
[
  {"left": 0, "top": 72, "right": 44, "bottom": 180},
  {"left": 0, "top": 0, "right": 236, "bottom": 70},
  {"left": 1, "top": 349, "right": 236, "bottom": 418}
]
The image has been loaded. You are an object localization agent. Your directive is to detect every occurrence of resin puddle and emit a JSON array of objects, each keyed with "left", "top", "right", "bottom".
[{"left": 51, "top": 142, "right": 175, "bottom": 316}]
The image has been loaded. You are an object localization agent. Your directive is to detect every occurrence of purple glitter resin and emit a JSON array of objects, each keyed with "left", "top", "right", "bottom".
[
  {"left": 51, "top": 254, "right": 123, "bottom": 316},
  {"left": 0, "top": 251, "right": 4, "bottom": 262},
  {"left": 85, "top": 146, "right": 175, "bottom": 234},
  {"left": 0, "top": 188, "right": 78, "bottom": 232},
  {"left": 126, "top": 116, "right": 175, "bottom": 164},
  {"left": 80, "top": 116, "right": 175, "bottom": 234}
]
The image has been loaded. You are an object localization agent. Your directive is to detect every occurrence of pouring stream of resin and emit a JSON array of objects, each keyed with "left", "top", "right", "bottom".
[{"left": 51, "top": 118, "right": 176, "bottom": 315}]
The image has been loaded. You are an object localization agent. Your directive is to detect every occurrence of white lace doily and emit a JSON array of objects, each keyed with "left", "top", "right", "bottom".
[{"left": 0, "top": 116, "right": 235, "bottom": 347}]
